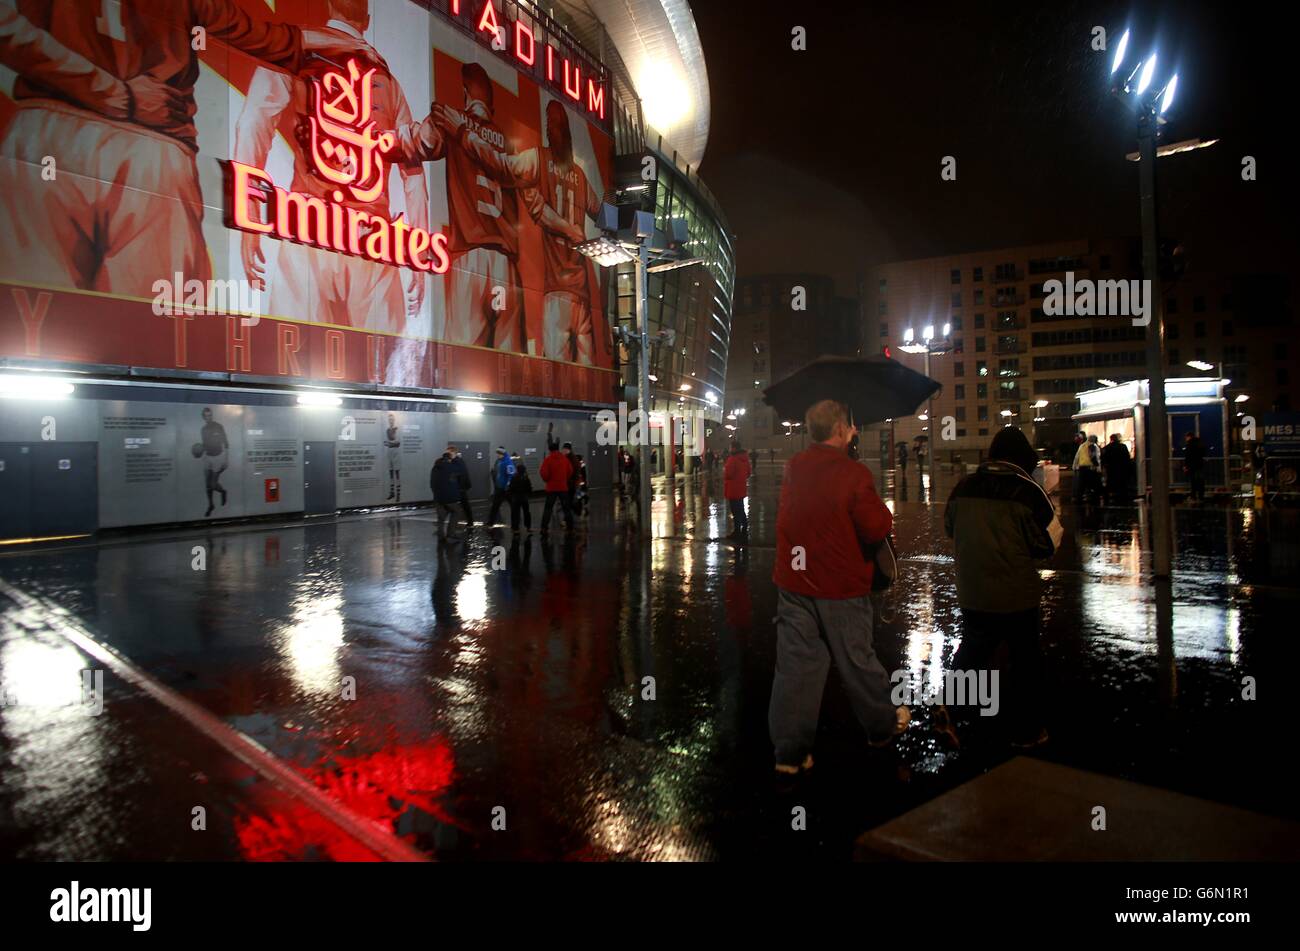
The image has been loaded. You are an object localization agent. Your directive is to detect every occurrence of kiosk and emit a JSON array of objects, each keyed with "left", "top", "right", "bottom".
[{"left": 1072, "top": 378, "right": 1231, "bottom": 495}]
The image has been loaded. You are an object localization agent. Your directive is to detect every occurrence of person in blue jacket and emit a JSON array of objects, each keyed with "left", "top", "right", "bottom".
[{"left": 487, "top": 446, "right": 515, "bottom": 527}]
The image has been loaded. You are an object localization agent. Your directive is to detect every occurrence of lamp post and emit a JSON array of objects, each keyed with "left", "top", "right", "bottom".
[
  {"left": 1111, "top": 27, "right": 1180, "bottom": 577},
  {"left": 899, "top": 322, "right": 951, "bottom": 499},
  {"left": 577, "top": 208, "right": 699, "bottom": 539}
]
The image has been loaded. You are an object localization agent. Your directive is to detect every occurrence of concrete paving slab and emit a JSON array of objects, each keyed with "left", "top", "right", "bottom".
[{"left": 857, "top": 756, "right": 1300, "bottom": 861}]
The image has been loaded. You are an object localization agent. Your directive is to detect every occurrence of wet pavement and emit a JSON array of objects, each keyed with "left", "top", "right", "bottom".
[{"left": 1, "top": 461, "right": 1297, "bottom": 861}]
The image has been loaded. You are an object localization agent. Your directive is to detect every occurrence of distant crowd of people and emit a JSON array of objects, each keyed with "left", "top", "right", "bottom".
[
  {"left": 1070, "top": 428, "right": 1208, "bottom": 504},
  {"left": 430, "top": 441, "right": 588, "bottom": 540}
]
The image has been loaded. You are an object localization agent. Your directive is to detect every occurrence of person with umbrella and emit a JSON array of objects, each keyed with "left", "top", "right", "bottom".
[{"left": 768, "top": 399, "right": 909, "bottom": 776}]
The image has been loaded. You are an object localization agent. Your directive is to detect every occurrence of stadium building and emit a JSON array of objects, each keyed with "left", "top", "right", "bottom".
[{"left": 0, "top": 0, "right": 734, "bottom": 540}]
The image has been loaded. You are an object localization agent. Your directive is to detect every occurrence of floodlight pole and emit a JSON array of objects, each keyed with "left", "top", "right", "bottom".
[
  {"left": 635, "top": 242, "right": 654, "bottom": 537},
  {"left": 1139, "top": 106, "right": 1173, "bottom": 577}
]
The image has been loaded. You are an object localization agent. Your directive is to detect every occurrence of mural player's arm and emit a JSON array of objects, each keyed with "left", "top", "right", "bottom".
[
  {"left": 573, "top": 178, "right": 602, "bottom": 363},
  {"left": 392, "top": 91, "right": 430, "bottom": 318},
  {"left": 391, "top": 110, "right": 445, "bottom": 164},
  {"left": 431, "top": 104, "right": 539, "bottom": 188},
  {"left": 232, "top": 67, "right": 294, "bottom": 291},
  {"left": 193, "top": 0, "right": 378, "bottom": 72},
  {"left": 0, "top": 6, "right": 182, "bottom": 127}
]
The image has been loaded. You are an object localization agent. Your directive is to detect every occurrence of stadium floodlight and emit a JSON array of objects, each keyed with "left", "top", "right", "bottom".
[
  {"left": 1111, "top": 29, "right": 1130, "bottom": 75},
  {"left": 1136, "top": 54, "right": 1157, "bottom": 95},
  {"left": 575, "top": 234, "right": 635, "bottom": 267},
  {"left": 1160, "top": 74, "right": 1178, "bottom": 114},
  {"left": 0, "top": 374, "right": 75, "bottom": 399}
]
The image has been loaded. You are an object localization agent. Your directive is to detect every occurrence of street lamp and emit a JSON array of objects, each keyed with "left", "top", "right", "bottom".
[
  {"left": 1110, "top": 24, "right": 1183, "bottom": 578},
  {"left": 577, "top": 205, "right": 700, "bottom": 538},
  {"left": 898, "top": 322, "right": 952, "bottom": 498}
]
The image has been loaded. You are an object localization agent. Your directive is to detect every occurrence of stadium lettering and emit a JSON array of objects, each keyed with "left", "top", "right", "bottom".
[{"left": 468, "top": 0, "right": 607, "bottom": 120}]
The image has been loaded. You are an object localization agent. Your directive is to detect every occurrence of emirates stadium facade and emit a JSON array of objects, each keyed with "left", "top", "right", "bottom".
[{"left": 0, "top": 0, "right": 733, "bottom": 538}]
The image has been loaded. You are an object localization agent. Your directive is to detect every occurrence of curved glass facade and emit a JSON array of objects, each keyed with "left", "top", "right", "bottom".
[{"left": 608, "top": 131, "right": 735, "bottom": 434}]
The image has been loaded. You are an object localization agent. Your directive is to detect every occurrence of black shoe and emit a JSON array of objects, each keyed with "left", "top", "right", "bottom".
[{"left": 205, "top": 505, "right": 214, "bottom": 518}]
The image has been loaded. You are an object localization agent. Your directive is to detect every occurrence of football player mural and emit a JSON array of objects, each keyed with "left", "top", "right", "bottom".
[{"left": 0, "top": 0, "right": 616, "bottom": 398}]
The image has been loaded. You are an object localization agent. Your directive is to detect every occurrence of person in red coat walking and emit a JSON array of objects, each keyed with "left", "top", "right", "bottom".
[
  {"left": 723, "top": 441, "right": 751, "bottom": 541},
  {"left": 768, "top": 399, "right": 909, "bottom": 776},
  {"left": 539, "top": 442, "right": 574, "bottom": 533}
]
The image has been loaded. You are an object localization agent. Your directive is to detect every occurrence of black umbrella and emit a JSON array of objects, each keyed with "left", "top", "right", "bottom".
[{"left": 763, "top": 355, "right": 941, "bottom": 427}]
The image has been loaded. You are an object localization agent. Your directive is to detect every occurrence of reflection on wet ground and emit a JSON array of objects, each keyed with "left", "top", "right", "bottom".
[{"left": 1, "top": 463, "right": 1296, "bottom": 860}]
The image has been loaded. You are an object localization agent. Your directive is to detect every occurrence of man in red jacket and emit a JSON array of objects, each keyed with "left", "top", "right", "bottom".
[
  {"left": 539, "top": 442, "right": 574, "bottom": 533},
  {"left": 723, "top": 440, "right": 751, "bottom": 541},
  {"left": 769, "top": 399, "right": 909, "bottom": 775}
]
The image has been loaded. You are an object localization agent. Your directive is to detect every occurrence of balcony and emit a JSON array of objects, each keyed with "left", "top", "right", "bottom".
[{"left": 994, "top": 294, "right": 1026, "bottom": 307}]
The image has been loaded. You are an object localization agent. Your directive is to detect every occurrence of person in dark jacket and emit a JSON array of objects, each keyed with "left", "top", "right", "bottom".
[
  {"left": 1100, "top": 434, "right": 1132, "bottom": 504},
  {"left": 446, "top": 445, "right": 473, "bottom": 528},
  {"left": 572, "top": 453, "right": 588, "bottom": 516},
  {"left": 623, "top": 449, "right": 639, "bottom": 503},
  {"left": 487, "top": 446, "right": 515, "bottom": 526},
  {"left": 430, "top": 451, "right": 462, "bottom": 539},
  {"left": 508, "top": 462, "right": 534, "bottom": 532},
  {"left": 768, "top": 400, "right": 906, "bottom": 776},
  {"left": 943, "top": 426, "right": 1061, "bottom": 748},
  {"left": 539, "top": 443, "right": 573, "bottom": 533},
  {"left": 1183, "top": 432, "right": 1207, "bottom": 502},
  {"left": 561, "top": 442, "right": 579, "bottom": 515}
]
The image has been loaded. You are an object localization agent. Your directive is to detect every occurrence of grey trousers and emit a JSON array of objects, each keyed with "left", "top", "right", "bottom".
[{"left": 769, "top": 589, "right": 897, "bottom": 765}]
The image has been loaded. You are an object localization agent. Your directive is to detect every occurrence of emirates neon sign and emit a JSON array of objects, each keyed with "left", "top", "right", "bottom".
[{"left": 223, "top": 59, "right": 450, "bottom": 273}]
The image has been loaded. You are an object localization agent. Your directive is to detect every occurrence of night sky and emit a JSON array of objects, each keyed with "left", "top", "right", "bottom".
[{"left": 691, "top": 0, "right": 1298, "bottom": 294}]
